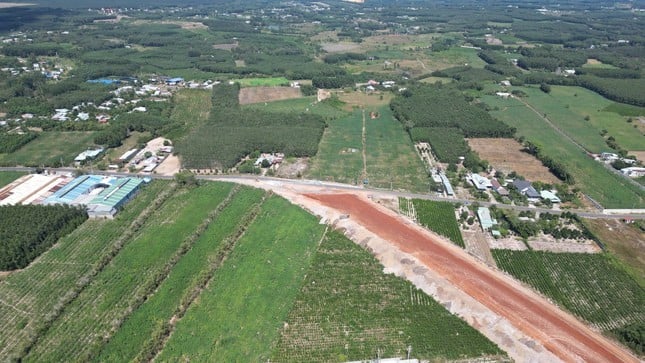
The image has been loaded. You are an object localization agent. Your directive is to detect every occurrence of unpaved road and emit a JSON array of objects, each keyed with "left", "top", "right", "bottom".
[{"left": 305, "top": 193, "right": 639, "bottom": 363}]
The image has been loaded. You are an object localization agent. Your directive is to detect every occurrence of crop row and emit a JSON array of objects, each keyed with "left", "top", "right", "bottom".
[
  {"left": 23, "top": 182, "right": 235, "bottom": 361},
  {"left": 155, "top": 195, "right": 326, "bottom": 361},
  {"left": 493, "top": 250, "right": 645, "bottom": 331},
  {"left": 0, "top": 181, "right": 169, "bottom": 360},
  {"left": 410, "top": 199, "right": 465, "bottom": 248},
  {"left": 272, "top": 230, "right": 503, "bottom": 361},
  {"left": 96, "top": 186, "right": 267, "bottom": 362}
]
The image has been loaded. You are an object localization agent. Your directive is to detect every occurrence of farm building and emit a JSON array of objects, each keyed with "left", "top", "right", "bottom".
[
  {"left": 0, "top": 174, "right": 72, "bottom": 206},
  {"left": 540, "top": 190, "right": 561, "bottom": 203},
  {"left": 490, "top": 179, "right": 509, "bottom": 196},
  {"left": 166, "top": 77, "right": 184, "bottom": 86},
  {"left": 439, "top": 173, "right": 454, "bottom": 196},
  {"left": 468, "top": 173, "right": 492, "bottom": 191},
  {"left": 118, "top": 148, "right": 139, "bottom": 162},
  {"left": 621, "top": 167, "right": 645, "bottom": 178},
  {"left": 43, "top": 175, "right": 145, "bottom": 218},
  {"left": 477, "top": 207, "right": 497, "bottom": 231},
  {"left": 86, "top": 177, "right": 145, "bottom": 218},
  {"left": 74, "top": 148, "right": 104, "bottom": 164},
  {"left": 512, "top": 179, "right": 540, "bottom": 199}
]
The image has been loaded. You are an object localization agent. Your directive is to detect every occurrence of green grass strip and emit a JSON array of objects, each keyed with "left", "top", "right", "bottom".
[{"left": 156, "top": 196, "right": 325, "bottom": 361}]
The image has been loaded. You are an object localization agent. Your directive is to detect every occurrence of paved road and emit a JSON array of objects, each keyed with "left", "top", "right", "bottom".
[{"left": 2, "top": 166, "right": 644, "bottom": 219}]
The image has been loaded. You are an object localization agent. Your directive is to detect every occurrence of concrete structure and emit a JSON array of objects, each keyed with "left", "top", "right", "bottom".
[{"left": 477, "top": 207, "right": 497, "bottom": 231}]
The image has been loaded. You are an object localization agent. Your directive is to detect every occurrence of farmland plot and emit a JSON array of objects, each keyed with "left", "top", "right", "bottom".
[
  {"left": 156, "top": 196, "right": 326, "bottom": 361},
  {"left": 96, "top": 186, "right": 266, "bottom": 362},
  {"left": 23, "top": 182, "right": 235, "bottom": 362},
  {"left": 272, "top": 231, "right": 504, "bottom": 362},
  {"left": 483, "top": 94, "right": 644, "bottom": 208},
  {"left": 0, "top": 181, "right": 168, "bottom": 360},
  {"left": 408, "top": 198, "right": 465, "bottom": 248},
  {"left": 493, "top": 250, "right": 645, "bottom": 331}
]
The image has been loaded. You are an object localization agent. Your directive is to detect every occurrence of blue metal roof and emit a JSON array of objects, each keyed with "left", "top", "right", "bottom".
[{"left": 44, "top": 175, "right": 105, "bottom": 205}]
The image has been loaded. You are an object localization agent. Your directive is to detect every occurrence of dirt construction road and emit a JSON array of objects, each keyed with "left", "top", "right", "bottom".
[{"left": 305, "top": 193, "right": 638, "bottom": 363}]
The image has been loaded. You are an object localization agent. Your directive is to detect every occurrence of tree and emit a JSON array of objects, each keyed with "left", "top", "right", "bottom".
[
  {"left": 174, "top": 171, "right": 198, "bottom": 187},
  {"left": 261, "top": 159, "right": 271, "bottom": 168},
  {"left": 540, "top": 83, "right": 551, "bottom": 93}
]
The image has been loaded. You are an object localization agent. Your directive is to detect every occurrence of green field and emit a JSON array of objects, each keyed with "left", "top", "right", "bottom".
[
  {"left": 603, "top": 102, "right": 645, "bottom": 117},
  {"left": 156, "top": 196, "right": 326, "bottom": 361},
  {"left": 244, "top": 96, "right": 349, "bottom": 120},
  {"left": 493, "top": 250, "right": 645, "bottom": 332},
  {"left": 24, "top": 182, "right": 234, "bottom": 361},
  {"left": 514, "top": 86, "right": 643, "bottom": 152},
  {"left": 234, "top": 77, "right": 290, "bottom": 87},
  {"left": 96, "top": 186, "right": 266, "bottom": 362},
  {"left": 0, "top": 171, "right": 25, "bottom": 187},
  {"left": 408, "top": 199, "right": 465, "bottom": 247},
  {"left": 166, "top": 89, "right": 213, "bottom": 140},
  {"left": 482, "top": 93, "right": 644, "bottom": 208},
  {"left": 306, "top": 109, "right": 364, "bottom": 184},
  {"left": 272, "top": 231, "right": 503, "bottom": 361},
  {"left": 0, "top": 132, "right": 97, "bottom": 167},
  {"left": 308, "top": 106, "right": 429, "bottom": 193},
  {"left": 0, "top": 181, "right": 169, "bottom": 361}
]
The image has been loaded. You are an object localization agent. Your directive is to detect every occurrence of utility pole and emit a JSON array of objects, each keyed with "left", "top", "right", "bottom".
[{"left": 407, "top": 345, "right": 412, "bottom": 360}]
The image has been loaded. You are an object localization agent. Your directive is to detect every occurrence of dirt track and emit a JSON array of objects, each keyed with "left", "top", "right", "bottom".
[{"left": 305, "top": 193, "right": 638, "bottom": 363}]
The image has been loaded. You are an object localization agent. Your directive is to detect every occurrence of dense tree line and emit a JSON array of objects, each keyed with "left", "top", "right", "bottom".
[
  {"left": 613, "top": 323, "right": 644, "bottom": 355},
  {"left": 177, "top": 84, "right": 325, "bottom": 169},
  {"left": 390, "top": 84, "right": 514, "bottom": 138},
  {"left": 0, "top": 133, "right": 39, "bottom": 153},
  {"left": 523, "top": 141, "right": 575, "bottom": 184},
  {"left": 323, "top": 53, "right": 367, "bottom": 64},
  {"left": 575, "top": 68, "right": 640, "bottom": 79},
  {"left": 518, "top": 73, "right": 645, "bottom": 107},
  {"left": 432, "top": 66, "right": 502, "bottom": 83},
  {"left": 410, "top": 127, "right": 468, "bottom": 164},
  {"left": 0, "top": 204, "right": 87, "bottom": 270}
]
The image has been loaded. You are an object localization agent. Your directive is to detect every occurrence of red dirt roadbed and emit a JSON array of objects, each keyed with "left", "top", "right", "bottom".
[{"left": 305, "top": 193, "right": 638, "bottom": 363}]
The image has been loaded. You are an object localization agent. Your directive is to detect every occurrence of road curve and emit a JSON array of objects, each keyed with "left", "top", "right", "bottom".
[{"left": 306, "top": 193, "right": 639, "bottom": 363}]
